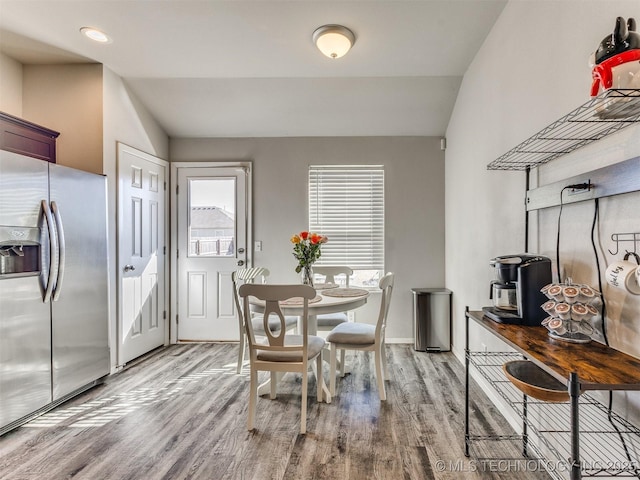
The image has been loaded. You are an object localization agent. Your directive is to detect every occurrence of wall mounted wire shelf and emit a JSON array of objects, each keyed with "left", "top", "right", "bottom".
[{"left": 487, "top": 89, "right": 640, "bottom": 171}]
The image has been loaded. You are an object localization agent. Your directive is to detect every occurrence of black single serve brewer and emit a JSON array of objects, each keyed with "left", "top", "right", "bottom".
[{"left": 483, "top": 254, "right": 552, "bottom": 325}]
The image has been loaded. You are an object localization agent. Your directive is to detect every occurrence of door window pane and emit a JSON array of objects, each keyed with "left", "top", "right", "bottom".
[{"left": 188, "top": 178, "right": 236, "bottom": 257}]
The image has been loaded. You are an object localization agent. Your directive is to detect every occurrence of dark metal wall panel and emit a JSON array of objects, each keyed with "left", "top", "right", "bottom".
[{"left": 526, "top": 156, "right": 640, "bottom": 211}]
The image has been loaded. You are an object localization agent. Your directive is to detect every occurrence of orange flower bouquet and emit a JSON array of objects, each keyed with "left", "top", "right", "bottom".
[{"left": 291, "top": 231, "right": 328, "bottom": 285}]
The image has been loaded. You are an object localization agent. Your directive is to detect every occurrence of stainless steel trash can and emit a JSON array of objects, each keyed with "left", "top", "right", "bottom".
[{"left": 412, "top": 288, "right": 452, "bottom": 352}]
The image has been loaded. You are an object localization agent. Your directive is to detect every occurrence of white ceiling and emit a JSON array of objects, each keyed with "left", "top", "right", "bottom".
[{"left": 0, "top": 0, "right": 507, "bottom": 138}]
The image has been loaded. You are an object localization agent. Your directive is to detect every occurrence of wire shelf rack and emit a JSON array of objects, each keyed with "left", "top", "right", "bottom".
[
  {"left": 487, "top": 89, "right": 640, "bottom": 171},
  {"left": 468, "top": 351, "right": 640, "bottom": 478}
]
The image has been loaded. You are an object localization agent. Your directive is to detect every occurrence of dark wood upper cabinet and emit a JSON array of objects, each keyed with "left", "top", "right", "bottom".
[{"left": 0, "top": 111, "right": 60, "bottom": 163}]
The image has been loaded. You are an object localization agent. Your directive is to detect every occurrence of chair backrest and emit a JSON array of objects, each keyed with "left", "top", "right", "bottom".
[
  {"left": 239, "top": 284, "right": 316, "bottom": 354},
  {"left": 233, "top": 267, "right": 270, "bottom": 284},
  {"left": 375, "top": 272, "right": 395, "bottom": 339},
  {"left": 314, "top": 266, "right": 353, "bottom": 287},
  {"left": 232, "top": 267, "right": 270, "bottom": 331}
]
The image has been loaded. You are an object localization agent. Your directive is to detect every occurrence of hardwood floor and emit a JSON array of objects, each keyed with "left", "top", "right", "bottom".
[{"left": 0, "top": 344, "right": 550, "bottom": 480}]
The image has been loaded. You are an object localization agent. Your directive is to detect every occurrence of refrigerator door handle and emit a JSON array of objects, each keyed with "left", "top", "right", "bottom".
[
  {"left": 42, "top": 200, "right": 59, "bottom": 303},
  {"left": 51, "top": 201, "right": 65, "bottom": 301}
]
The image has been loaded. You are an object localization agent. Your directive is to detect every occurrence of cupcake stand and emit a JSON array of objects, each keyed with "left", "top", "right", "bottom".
[{"left": 540, "top": 280, "right": 599, "bottom": 344}]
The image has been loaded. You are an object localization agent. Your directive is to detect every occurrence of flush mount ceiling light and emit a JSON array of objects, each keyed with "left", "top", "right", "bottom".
[
  {"left": 312, "top": 25, "right": 355, "bottom": 59},
  {"left": 80, "top": 27, "right": 112, "bottom": 44}
]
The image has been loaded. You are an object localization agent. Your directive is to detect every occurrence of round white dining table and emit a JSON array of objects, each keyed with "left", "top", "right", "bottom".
[
  {"left": 249, "top": 291, "right": 369, "bottom": 335},
  {"left": 249, "top": 289, "right": 369, "bottom": 402}
]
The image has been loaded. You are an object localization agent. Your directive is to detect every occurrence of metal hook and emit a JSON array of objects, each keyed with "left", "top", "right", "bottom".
[
  {"left": 608, "top": 233, "right": 620, "bottom": 255},
  {"left": 608, "top": 232, "right": 640, "bottom": 256}
]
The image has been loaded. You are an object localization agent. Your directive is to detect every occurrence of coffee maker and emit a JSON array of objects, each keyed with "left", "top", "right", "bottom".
[{"left": 482, "top": 254, "right": 552, "bottom": 325}]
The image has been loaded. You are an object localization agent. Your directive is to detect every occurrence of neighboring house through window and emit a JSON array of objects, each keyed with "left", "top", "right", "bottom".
[
  {"left": 189, "top": 206, "right": 234, "bottom": 256},
  {"left": 309, "top": 165, "right": 384, "bottom": 287}
]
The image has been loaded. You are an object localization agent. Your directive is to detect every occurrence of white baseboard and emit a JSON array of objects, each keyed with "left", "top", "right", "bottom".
[
  {"left": 451, "top": 347, "right": 522, "bottom": 434},
  {"left": 386, "top": 337, "right": 414, "bottom": 344}
]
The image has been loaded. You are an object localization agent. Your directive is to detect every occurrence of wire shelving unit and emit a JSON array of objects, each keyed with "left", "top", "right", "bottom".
[{"left": 488, "top": 89, "right": 640, "bottom": 171}]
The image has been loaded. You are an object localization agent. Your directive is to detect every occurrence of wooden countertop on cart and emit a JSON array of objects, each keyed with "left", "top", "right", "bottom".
[{"left": 467, "top": 310, "right": 640, "bottom": 391}]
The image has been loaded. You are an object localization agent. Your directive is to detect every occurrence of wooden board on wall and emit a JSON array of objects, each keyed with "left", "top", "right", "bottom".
[{"left": 0, "top": 111, "right": 59, "bottom": 163}]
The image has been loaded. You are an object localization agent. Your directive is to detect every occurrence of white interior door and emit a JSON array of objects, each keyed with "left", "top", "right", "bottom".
[
  {"left": 176, "top": 166, "right": 249, "bottom": 341},
  {"left": 117, "top": 143, "right": 168, "bottom": 366}
]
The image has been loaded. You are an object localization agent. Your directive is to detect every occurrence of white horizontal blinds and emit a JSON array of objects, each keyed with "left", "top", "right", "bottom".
[{"left": 309, "top": 165, "right": 384, "bottom": 270}]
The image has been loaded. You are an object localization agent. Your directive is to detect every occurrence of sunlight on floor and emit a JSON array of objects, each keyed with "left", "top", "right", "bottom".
[{"left": 23, "top": 361, "right": 247, "bottom": 429}]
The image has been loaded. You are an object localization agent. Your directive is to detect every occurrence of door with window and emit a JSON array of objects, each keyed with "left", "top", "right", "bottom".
[{"left": 176, "top": 166, "right": 249, "bottom": 341}]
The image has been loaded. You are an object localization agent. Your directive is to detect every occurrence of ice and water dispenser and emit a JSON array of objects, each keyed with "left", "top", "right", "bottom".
[{"left": 0, "top": 226, "right": 41, "bottom": 277}]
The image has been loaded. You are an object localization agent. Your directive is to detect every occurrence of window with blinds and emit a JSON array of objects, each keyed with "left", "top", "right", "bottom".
[{"left": 309, "top": 165, "right": 384, "bottom": 286}]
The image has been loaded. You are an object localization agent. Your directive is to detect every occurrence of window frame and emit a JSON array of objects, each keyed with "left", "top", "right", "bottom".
[{"left": 308, "top": 165, "right": 384, "bottom": 288}]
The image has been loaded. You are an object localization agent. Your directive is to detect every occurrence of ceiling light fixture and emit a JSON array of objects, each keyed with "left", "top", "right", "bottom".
[
  {"left": 80, "top": 27, "right": 112, "bottom": 44},
  {"left": 312, "top": 25, "right": 355, "bottom": 59}
]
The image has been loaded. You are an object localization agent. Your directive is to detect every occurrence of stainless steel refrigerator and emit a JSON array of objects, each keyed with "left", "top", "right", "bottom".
[{"left": 0, "top": 150, "right": 110, "bottom": 435}]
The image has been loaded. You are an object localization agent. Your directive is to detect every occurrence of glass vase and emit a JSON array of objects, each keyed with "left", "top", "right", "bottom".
[{"left": 301, "top": 264, "right": 314, "bottom": 287}]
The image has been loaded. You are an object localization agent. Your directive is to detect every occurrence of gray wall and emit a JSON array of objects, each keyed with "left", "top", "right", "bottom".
[
  {"left": 170, "top": 136, "right": 446, "bottom": 340},
  {"left": 446, "top": 0, "right": 640, "bottom": 425}
]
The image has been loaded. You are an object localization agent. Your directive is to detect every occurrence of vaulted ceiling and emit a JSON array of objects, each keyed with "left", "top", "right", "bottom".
[{"left": 0, "top": 1, "right": 507, "bottom": 137}]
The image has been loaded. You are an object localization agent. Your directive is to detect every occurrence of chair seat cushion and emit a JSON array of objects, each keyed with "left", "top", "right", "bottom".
[
  {"left": 326, "top": 322, "right": 375, "bottom": 345},
  {"left": 256, "top": 335, "right": 326, "bottom": 362},
  {"left": 251, "top": 315, "right": 297, "bottom": 334},
  {"left": 317, "top": 312, "right": 348, "bottom": 328}
]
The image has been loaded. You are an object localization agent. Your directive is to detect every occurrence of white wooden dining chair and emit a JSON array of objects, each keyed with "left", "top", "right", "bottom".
[
  {"left": 232, "top": 268, "right": 297, "bottom": 374},
  {"left": 326, "top": 272, "right": 395, "bottom": 401},
  {"left": 239, "top": 283, "right": 326, "bottom": 434},
  {"left": 313, "top": 266, "right": 353, "bottom": 331}
]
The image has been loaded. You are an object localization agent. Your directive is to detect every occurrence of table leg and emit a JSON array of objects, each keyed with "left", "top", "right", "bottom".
[
  {"left": 307, "top": 313, "right": 338, "bottom": 398},
  {"left": 307, "top": 314, "right": 319, "bottom": 335},
  {"left": 256, "top": 370, "right": 332, "bottom": 403},
  {"left": 257, "top": 372, "right": 284, "bottom": 397}
]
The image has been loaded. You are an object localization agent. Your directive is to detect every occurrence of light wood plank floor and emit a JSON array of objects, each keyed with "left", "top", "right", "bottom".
[{"left": 0, "top": 344, "right": 550, "bottom": 480}]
